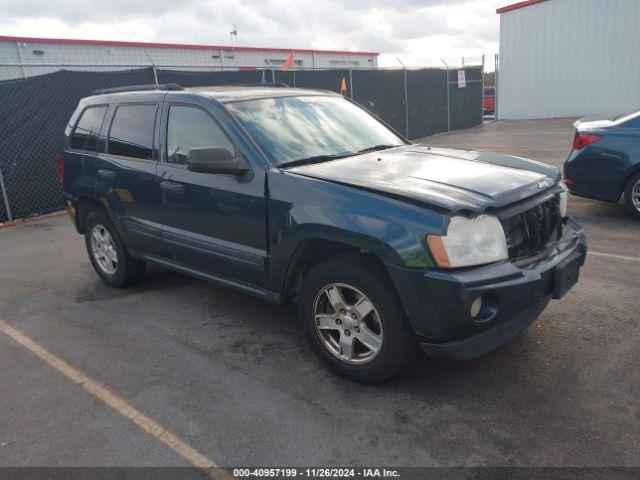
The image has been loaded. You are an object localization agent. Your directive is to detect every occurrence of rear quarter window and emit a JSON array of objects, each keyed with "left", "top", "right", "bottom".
[
  {"left": 108, "top": 104, "right": 158, "bottom": 160},
  {"left": 70, "top": 105, "right": 108, "bottom": 151}
]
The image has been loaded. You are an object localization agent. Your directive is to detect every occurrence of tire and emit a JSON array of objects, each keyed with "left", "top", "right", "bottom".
[
  {"left": 84, "top": 210, "right": 146, "bottom": 287},
  {"left": 623, "top": 171, "right": 640, "bottom": 220},
  {"left": 297, "top": 254, "right": 417, "bottom": 383}
]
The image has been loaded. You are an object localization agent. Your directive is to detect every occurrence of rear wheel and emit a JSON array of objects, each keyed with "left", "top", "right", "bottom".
[
  {"left": 84, "top": 210, "right": 146, "bottom": 287},
  {"left": 623, "top": 171, "right": 640, "bottom": 219},
  {"left": 298, "top": 255, "right": 417, "bottom": 383}
]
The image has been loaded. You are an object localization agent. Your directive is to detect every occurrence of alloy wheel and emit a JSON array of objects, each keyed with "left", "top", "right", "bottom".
[
  {"left": 90, "top": 224, "right": 118, "bottom": 275},
  {"left": 312, "top": 283, "right": 383, "bottom": 364},
  {"left": 633, "top": 178, "right": 640, "bottom": 213}
]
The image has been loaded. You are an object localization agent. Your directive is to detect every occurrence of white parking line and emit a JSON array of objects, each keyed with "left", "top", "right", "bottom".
[
  {"left": 589, "top": 251, "right": 640, "bottom": 263},
  {"left": 0, "top": 320, "right": 231, "bottom": 480}
]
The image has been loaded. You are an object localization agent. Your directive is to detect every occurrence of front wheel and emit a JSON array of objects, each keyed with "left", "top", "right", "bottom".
[
  {"left": 298, "top": 255, "right": 417, "bottom": 383},
  {"left": 623, "top": 171, "right": 640, "bottom": 219},
  {"left": 84, "top": 210, "right": 146, "bottom": 287}
]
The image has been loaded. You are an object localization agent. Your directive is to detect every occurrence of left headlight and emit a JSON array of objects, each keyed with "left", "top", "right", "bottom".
[
  {"left": 559, "top": 182, "right": 568, "bottom": 218},
  {"left": 427, "top": 215, "right": 508, "bottom": 269}
]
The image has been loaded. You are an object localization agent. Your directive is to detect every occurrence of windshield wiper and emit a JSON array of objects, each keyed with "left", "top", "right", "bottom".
[
  {"left": 278, "top": 145, "right": 400, "bottom": 169},
  {"left": 279, "top": 153, "right": 352, "bottom": 169},
  {"left": 353, "top": 144, "right": 400, "bottom": 155}
]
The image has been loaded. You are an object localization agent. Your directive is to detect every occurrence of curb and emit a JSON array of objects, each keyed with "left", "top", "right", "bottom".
[{"left": 0, "top": 210, "right": 67, "bottom": 229}]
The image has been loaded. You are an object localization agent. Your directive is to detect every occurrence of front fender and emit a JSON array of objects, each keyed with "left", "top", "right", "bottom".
[{"left": 267, "top": 170, "right": 446, "bottom": 293}]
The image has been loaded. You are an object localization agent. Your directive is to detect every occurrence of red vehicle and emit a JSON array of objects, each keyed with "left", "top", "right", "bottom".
[{"left": 484, "top": 86, "right": 495, "bottom": 116}]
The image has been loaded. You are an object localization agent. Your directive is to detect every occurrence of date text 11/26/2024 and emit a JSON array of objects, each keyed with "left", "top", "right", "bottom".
[{"left": 232, "top": 468, "right": 401, "bottom": 478}]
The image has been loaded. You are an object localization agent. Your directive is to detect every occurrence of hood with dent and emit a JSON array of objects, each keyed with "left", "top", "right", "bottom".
[{"left": 286, "top": 145, "right": 560, "bottom": 213}]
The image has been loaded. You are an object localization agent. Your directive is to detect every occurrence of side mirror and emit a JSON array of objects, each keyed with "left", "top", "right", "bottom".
[{"left": 186, "top": 147, "right": 250, "bottom": 175}]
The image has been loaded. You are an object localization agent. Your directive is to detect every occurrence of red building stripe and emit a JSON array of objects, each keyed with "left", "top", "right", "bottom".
[
  {"left": 497, "top": 0, "right": 550, "bottom": 14},
  {"left": 0, "top": 35, "right": 378, "bottom": 57}
]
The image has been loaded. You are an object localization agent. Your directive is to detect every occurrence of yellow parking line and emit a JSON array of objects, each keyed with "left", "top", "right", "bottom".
[
  {"left": 589, "top": 251, "right": 640, "bottom": 263},
  {"left": 0, "top": 320, "right": 230, "bottom": 480}
]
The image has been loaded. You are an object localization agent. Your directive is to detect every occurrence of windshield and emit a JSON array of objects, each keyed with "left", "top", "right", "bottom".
[{"left": 225, "top": 95, "right": 405, "bottom": 166}]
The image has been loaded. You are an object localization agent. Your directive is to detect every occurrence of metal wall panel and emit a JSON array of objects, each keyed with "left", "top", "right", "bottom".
[{"left": 498, "top": 0, "right": 640, "bottom": 119}]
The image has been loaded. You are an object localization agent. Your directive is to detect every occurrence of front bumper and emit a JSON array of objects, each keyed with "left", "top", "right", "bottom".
[{"left": 387, "top": 218, "right": 587, "bottom": 361}]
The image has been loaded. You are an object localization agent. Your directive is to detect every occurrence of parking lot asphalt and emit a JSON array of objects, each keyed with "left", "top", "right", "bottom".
[{"left": 1, "top": 118, "right": 639, "bottom": 469}]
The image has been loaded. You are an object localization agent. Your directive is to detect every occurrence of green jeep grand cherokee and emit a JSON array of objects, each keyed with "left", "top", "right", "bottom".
[{"left": 58, "top": 84, "right": 587, "bottom": 382}]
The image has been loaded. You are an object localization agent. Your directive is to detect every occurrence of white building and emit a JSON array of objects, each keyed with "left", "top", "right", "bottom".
[
  {"left": 0, "top": 36, "right": 378, "bottom": 81},
  {"left": 497, "top": 0, "right": 640, "bottom": 119}
]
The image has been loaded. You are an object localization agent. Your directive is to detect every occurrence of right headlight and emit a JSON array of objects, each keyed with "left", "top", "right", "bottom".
[{"left": 427, "top": 215, "right": 508, "bottom": 269}]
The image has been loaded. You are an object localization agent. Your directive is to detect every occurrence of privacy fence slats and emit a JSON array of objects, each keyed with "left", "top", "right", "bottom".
[{"left": 0, "top": 66, "right": 482, "bottom": 222}]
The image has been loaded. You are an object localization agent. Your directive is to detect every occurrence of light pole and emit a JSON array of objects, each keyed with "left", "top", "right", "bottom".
[{"left": 230, "top": 28, "right": 237, "bottom": 49}]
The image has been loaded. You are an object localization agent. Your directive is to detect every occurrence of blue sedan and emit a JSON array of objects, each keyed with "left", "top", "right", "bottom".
[{"left": 564, "top": 112, "right": 640, "bottom": 219}]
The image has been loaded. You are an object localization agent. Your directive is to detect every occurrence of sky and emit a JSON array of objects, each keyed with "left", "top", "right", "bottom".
[{"left": 0, "top": 0, "right": 508, "bottom": 68}]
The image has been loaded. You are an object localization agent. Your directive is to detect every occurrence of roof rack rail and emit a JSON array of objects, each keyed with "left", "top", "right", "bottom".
[{"left": 93, "top": 83, "right": 184, "bottom": 95}]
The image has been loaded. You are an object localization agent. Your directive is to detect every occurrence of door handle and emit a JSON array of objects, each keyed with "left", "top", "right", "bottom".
[
  {"left": 97, "top": 169, "right": 116, "bottom": 181},
  {"left": 160, "top": 180, "right": 185, "bottom": 195}
]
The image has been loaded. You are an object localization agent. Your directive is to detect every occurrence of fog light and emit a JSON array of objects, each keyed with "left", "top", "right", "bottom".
[{"left": 470, "top": 297, "right": 482, "bottom": 318}]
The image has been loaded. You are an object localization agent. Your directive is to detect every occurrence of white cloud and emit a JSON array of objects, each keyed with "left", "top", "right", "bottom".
[{"left": 0, "top": 0, "right": 507, "bottom": 67}]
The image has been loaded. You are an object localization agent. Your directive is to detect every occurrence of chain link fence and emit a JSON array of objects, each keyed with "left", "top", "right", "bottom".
[{"left": 0, "top": 62, "right": 483, "bottom": 223}]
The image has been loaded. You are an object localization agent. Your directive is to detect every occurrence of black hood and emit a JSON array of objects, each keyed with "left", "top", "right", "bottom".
[{"left": 286, "top": 145, "right": 560, "bottom": 213}]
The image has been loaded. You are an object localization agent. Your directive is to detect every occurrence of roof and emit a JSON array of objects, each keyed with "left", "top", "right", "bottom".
[
  {"left": 497, "top": 0, "right": 550, "bottom": 14},
  {"left": 0, "top": 35, "right": 378, "bottom": 57},
  {"left": 185, "top": 86, "right": 336, "bottom": 103}
]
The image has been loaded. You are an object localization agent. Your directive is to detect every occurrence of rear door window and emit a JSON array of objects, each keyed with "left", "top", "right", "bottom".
[
  {"left": 108, "top": 104, "right": 158, "bottom": 159},
  {"left": 70, "top": 105, "right": 108, "bottom": 151},
  {"left": 166, "top": 105, "right": 235, "bottom": 165}
]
